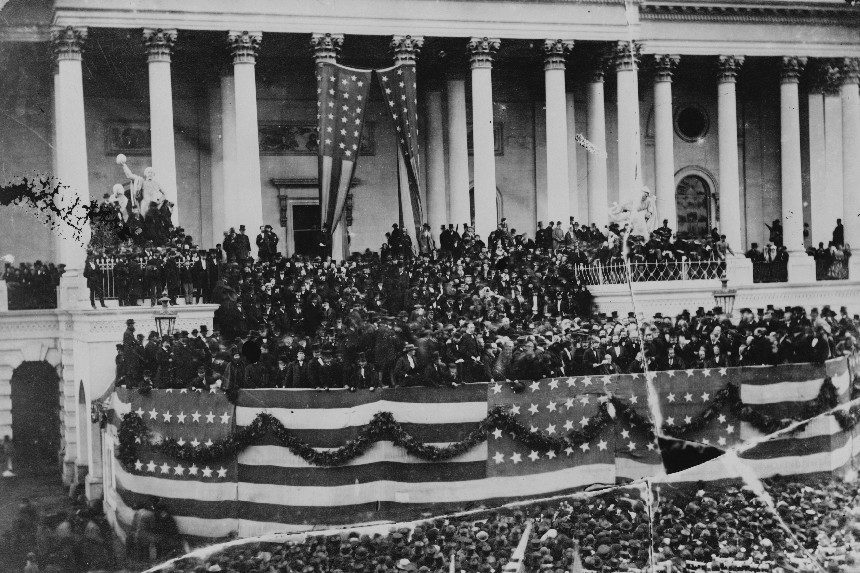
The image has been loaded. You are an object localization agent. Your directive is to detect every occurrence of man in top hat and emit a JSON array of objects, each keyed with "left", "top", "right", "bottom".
[
  {"left": 346, "top": 352, "right": 378, "bottom": 392},
  {"left": 393, "top": 343, "right": 419, "bottom": 387},
  {"left": 235, "top": 225, "right": 252, "bottom": 264}
]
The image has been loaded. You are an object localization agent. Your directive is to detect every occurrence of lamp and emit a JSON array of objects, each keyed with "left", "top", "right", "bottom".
[
  {"left": 153, "top": 292, "right": 177, "bottom": 338},
  {"left": 712, "top": 277, "right": 737, "bottom": 318}
]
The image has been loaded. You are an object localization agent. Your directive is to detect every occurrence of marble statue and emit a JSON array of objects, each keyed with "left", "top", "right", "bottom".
[
  {"left": 116, "top": 154, "right": 165, "bottom": 218},
  {"left": 609, "top": 186, "right": 656, "bottom": 239}
]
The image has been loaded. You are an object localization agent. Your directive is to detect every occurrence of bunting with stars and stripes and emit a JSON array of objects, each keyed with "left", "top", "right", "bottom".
[
  {"left": 100, "top": 357, "right": 856, "bottom": 540},
  {"left": 316, "top": 63, "right": 373, "bottom": 243},
  {"left": 376, "top": 63, "right": 423, "bottom": 246}
]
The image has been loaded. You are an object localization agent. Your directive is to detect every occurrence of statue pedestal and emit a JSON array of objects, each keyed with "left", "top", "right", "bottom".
[
  {"left": 57, "top": 273, "right": 91, "bottom": 310},
  {"left": 787, "top": 251, "right": 816, "bottom": 284},
  {"left": 850, "top": 256, "right": 860, "bottom": 281},
  {"left": 725, "top": 255, "right": 753, "bottom": 286},
  {"left": 0, "top": 279, "right": 7, "bottom": 312}
]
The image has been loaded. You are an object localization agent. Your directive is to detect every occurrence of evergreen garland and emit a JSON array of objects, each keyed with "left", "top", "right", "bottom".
[{"left": 115, "top": 376, "right": 846, "bottom": 469}]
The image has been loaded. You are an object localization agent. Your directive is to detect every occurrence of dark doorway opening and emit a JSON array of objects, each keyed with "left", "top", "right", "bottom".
[
  {"left": 10, "top": 362, "right": 61, "bottom": 475},
  {"left": 292, "top": 204, "right": 322, "bottom": 257}
]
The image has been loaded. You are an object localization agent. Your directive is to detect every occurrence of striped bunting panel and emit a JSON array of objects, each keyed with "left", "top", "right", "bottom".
[
  {"left": 109, "top": 388, "right": 239, "bottom": 539},
  {"left": 234, "top": 385, "right": 490, "bottom": 531},
  {"left": 102, "top": 356, "right": 858, "bottom": 540}
]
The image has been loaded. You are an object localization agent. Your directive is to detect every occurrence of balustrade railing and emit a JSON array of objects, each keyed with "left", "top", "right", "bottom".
[{"left": 572, "top": 260, "right": 725, "bottom": 285}]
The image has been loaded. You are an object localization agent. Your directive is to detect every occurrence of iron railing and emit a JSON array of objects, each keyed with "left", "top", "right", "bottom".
[
  {"left": 751, "top": 260, "right": 788, "bottom": 283},
  {"left": 572, "top": 260, "right": 725, "bottom": 285}
]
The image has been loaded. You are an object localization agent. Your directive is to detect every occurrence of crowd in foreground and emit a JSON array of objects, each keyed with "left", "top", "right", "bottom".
[{"left": 143, "top": 475, "right": 860, "bottom": 573}]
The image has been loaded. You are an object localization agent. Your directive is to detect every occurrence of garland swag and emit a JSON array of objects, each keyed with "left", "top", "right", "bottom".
[{"left": 115, "top": 376, "right": 852, "bottom": 470}]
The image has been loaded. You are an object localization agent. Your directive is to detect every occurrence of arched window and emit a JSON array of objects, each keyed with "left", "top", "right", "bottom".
[{"left": 675, "top": 174, "right": 712, "bottom": 239}]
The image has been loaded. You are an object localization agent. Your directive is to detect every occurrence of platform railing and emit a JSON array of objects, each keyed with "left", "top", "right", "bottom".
[{"left": 572, "top": 260, "right": 725, "bottom": 285}]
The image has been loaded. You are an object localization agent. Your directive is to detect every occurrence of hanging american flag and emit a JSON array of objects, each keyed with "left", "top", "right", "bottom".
[
  {"left": 377, "top": 63, "right": 423, "bottom": 243},
  {"left": 316, "top": 63, "right": 372, "bottom": 240}
]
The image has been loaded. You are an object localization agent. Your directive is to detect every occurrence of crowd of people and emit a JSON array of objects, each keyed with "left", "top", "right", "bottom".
[
  {"left": 2, "top": 259, "right": 63, "bottom": 310},
  {"left": 2, "top": 487, "right": 117, "bottom": 573},
  {"left": 147, "top": 475, "right": 860, "bottom": 573},
  {"left": 113, "top": 298, "right": 859, "bottom": 393}
]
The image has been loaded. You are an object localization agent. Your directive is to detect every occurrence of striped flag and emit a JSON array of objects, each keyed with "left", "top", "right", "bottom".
[
  {"left": 101, "top": 357, "right": 858, "bottom": 540},
  {"left": 105, "top": 388, "right": 238, "bottom": 543},
  {"left": 316, "top": 63, "right": 372, "bottom": 243},
  {"left": 377, "top": 63, "right": 423, "bottom": 246}
]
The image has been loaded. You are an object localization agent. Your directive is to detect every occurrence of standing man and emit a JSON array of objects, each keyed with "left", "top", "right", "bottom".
[
  {"left": 83, "top": 254, "right": 106, "bottom": 308},
  {"left": 235, "top": 225, "right": 252, "bottom": 264}
]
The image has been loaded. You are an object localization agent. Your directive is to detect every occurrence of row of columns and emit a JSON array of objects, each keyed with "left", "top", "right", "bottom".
[{"left": 48, "top": 25, "right": 860, "bottom": 284}]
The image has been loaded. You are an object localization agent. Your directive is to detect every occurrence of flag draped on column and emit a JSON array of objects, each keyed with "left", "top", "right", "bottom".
[
  {"left": 377, "top": 63, "right": 424, "bottom": 245},
  {"left": 316, "top": 63, "right": 372, "bottom": 242}
]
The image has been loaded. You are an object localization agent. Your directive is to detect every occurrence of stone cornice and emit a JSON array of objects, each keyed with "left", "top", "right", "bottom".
[{"left": 642, "top": 3, "right": 860, "bottom": 25}]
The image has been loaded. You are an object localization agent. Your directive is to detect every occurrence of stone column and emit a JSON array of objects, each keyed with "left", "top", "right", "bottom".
[
  {"left": 226, "top": 31, "right": 264, "bottom": 253},
  {"left": 425, "top": 85, "right": 448, "bottom": 241},
  {"left": 52, "top": 26, "right": 91, "bottom": 309},
  {"left": 807, "top": 63, "right": 827, "bottom": 247},
  {"left": 566, "top": 91, "right": 579, "bottom": 222},
  {"left": 446, "top": 70, "right": 471, "bottom": 227},
  {"left": 613, "top": 41, "right": 642, "bottom": 206},
  {"left": 311, "top": 33, "right": 346, "bottom": 259},
  {"left": 468, "top": 37, "right": 500, "bottom": 240},
  {"left": 586, "top": 57, "right": 609, "bottom": 227},
  {"left": 392, "top": 35, "right": 424, "bottom": 253},
  {"left": 143, "top": 28, "right": 179, "bottom": 226},
  {"left": 542, "top": 39, "right": 574, "bottom": 223},
  {"left": 840, "top": 58, "right": 860, "bottom": 276},
  {"left": 52, "top": 63, "right": 64, "bottom": 263},
  {"left": 780, "top": 57, "right": 815, "bottom": 282},
  {"left": 717, "top": 56, "right": 752, "bottom": 284},
  {"left": 653, "top": 55, "right": 680, "bottom": 229},
  {"left": 824, "top": 66, "right": 845, "bottom": 244}
]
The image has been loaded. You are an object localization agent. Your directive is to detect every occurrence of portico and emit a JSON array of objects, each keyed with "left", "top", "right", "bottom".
[{"left": 1, "top": 0, "right": 859, "bottom": 288}]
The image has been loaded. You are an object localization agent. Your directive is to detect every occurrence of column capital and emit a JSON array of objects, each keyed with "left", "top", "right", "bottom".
[
  {"left": 542, "top": 39, "right": 574, "bottom": 71},
  {"left": 717, "top": 55, "right": 745, "bottom": 83},
  {"left": 142, "top": 28, "right": 177, "bottom": 63},
  {"left": 839, "top": 58, "right": 860, "bottom": 86},
  {"left": 467, "top": 37, "right": 500, "bottom": 69},
  {"left": 228, "top": 31, "right": 262, "bottom": 64},
  {"left": 51, "top": 26, "right": 88, "bottom": 61},
  {"left": 611, "top": 40, "right": 641, "bottom": 72},
  {"left": 780, "top": 56, "right": 807, "bottom": 84},
  {"left": 310, "top": 33, "right": 343, "bottom": 64},
  {"left": 653, "top": 54, "right": 680, "bottom": 82},
  {"left": 588, "top": 52, "right": 609, "bottom": 83},
  {"left": 391, "top": 35, "right": 424, "bottom": 64},
  {"left": 807, "top": 59, "right": 842, "bottom": 95}
]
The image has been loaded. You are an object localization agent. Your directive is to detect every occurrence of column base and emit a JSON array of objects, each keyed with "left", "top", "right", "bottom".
[
  {"left": 725, "top": 255, "right": 753, "bottom": 286},
  {"left": 850, "top": 257, "right": 860, "bottom": 281},
  {"left": 57, "top": 273, "right": 91, "bottom": 310},
  {"left": 787, "top": 252, "right": 816, "bottom": 284},
  {"left": 85, "top": 475, "right": 103, "bottom": 501},
  {"left": 63, "top": 459, "right": 77, "bottom": 485},
  {"left": 0, "top": 279, "right": 7, "bottom": 312},
  {"left": 74, "top": 463, "right": 88, "bottom": 482}
]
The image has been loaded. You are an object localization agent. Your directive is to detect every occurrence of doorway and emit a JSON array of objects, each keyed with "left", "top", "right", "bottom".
[
  {"left": 289, "top": 202, "right": 322, "bottom": 257},
  {"left": 10, "top": 362, "right": 61, "bottom": 475},
  {"left": 674, "top": 174, "right": 712, "bottom": 239}
]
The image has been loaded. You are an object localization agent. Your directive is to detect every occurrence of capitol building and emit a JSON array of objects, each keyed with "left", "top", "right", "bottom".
[{"left": 0, "top": 0, "right": 859, "bottom": 537}]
